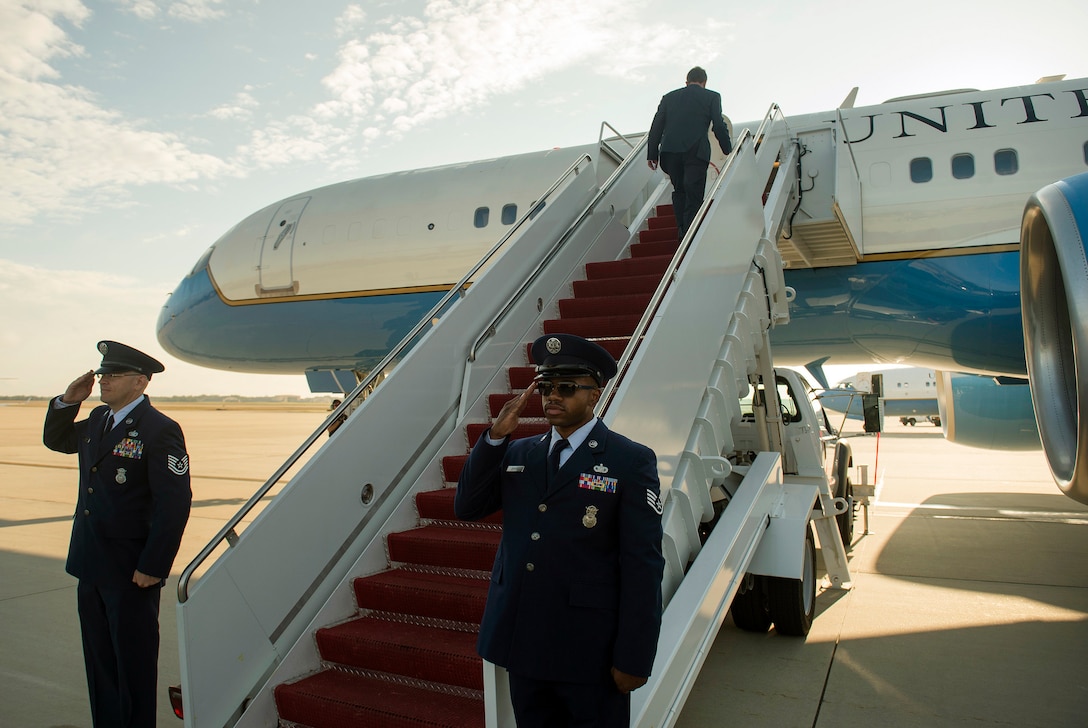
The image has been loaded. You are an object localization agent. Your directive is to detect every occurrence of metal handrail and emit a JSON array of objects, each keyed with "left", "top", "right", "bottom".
[
  {"left": 598, "top": 121, "right": 641, "bottom": 152},
  {"left": 467, "top": 135, "right": 651, "bottom": 366},
  {"left": 178, "top": 152, "right": 594, "bottom": 602},
  {"left": 598, "top": 102, "right": 784, "bottom": 417}
]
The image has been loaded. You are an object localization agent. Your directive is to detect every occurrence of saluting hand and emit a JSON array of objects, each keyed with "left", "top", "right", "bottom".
[
  {"left": 61, "top": 370, "right": 95, "bottom": 405},
  {"left": 489, "top": 384, "right": 536, "bottom": 440}
]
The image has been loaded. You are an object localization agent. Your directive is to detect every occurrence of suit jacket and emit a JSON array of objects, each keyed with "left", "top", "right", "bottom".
[
  {"left": 647, "top": 83, "right": 732, "bottom": 163},
  {"left": 43, "top": 396, "right": 192, "bottom": 588},
  {"left": 455, "top": 420, "right": 664, "bottom": 684}
]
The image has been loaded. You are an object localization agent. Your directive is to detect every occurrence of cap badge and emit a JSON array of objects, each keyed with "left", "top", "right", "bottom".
[
  {"left": 582, "top": 505, "right": 599, "bottom": 529},
  {"left": 98, "top": 342, "right": 109, "bottom": 354},
  {"left": 115, "top": 468, "right": 127, "bottom": 485},
  {"left": 546, "top": 337, "right": 562, "bottom": 355}
]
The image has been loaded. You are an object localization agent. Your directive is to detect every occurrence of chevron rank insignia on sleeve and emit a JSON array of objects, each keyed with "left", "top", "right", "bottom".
[{"left": 167, "top": 454, "right": 189, "bottom": 476}]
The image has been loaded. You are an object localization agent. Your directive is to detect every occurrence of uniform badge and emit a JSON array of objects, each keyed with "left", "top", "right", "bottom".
[
  {"left": 588, "top": 440, "right": 598, "bottom": 449},
  {"left": 128, "top": 430, "right": 138, "bottom": 437},
  {"left": 546, "top": 337, "right": 562, "bottom": 354},
  {"left": 593, "top": 463, "right": 609, "bottom": 473},
  {"left": 113, "top": 438, "right": 144, "bottom": 459},
  {"left": 579, "top": 473, "right": 617, "bottom": 493},
  {"left": 646, "top": 489, "right": 664, "bottom": 515},
  {"left": 115, "top": 468, "right": 127, "bottom": 484},
  {"left": 582, "top": 505, "right": 599, "bottom": 528},
  {"left": 168, "top": 454, "right": 190, "bottom": 476}
]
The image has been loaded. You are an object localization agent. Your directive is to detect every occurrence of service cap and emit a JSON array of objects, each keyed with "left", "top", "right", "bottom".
[
  {"left": 94, "top": 340, "right": 165, "bottom": 377},
  {"left": 531, "top": 334, "right": 617, "bottom": 385}
]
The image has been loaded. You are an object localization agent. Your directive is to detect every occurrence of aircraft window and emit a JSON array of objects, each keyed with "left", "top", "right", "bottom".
[
  {"left": 502, "top": 204, "right": 517, "bottom": 225},
  {"left": 910, "top": 157, "right": 933, "bottom": 183},
  {"left": 994, "top": 149, "right": 1018, "bottom": 176},
  {"left": 951, "top": 153, "right": 975, "bottom": 179},
  {"left": 474, "top": 207, "right": 490, "bottom": 228}
]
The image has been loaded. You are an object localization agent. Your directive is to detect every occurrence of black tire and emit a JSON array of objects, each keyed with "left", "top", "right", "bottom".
[
  {"left": 907, "top": 417, "right": 916, "bottom": 426},
  {"left": 767, "top": 524, "right": 817, "bottom": 637},
  {"left": 833, "top": 442, "right": 855, "bottom": 549},
  {"left": 730, "top": 574, "right": 772, "bottom": 632}
]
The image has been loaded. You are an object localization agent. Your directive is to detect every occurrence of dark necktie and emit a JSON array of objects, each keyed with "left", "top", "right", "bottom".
[
  {"left": 103, "top": 414, "right": 115, "bottom": 437},
  {"left": 549, "top": 438, "right": 569, "bottom": 481}
]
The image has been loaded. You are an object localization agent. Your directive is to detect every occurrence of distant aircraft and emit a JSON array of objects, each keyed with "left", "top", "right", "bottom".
[
  {"left": 157, "top": 76, "right": 1088, "bottom": 503},
  {"left": 819, "top": 368, "right": 941, "bottom": 426}
]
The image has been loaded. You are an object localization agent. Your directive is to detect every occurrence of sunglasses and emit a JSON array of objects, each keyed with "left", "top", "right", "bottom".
[{"left": 535, "top": 381, "right": 598, "bottom": 397}]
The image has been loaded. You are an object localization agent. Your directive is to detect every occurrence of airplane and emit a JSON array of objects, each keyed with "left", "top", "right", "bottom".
[
  {"left": 818, "top": 367, "right": 942, "bottom": 426},
  {"left": 157, "top": 75, "right": 1088, "bottom": 503}
]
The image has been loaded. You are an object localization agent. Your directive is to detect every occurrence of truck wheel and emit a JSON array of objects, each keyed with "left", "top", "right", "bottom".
[
  {"left": 730, "top": 574, "right": 771, "bottom": 632},
  {"left": 907, "top": 417, "right": 916, "bottom": 426},
  {"left": 833, "top": 442, "right": 855, "bottom": 549},
  {"left": 767, "top": 524, "right": 816, "bottom": 636}
]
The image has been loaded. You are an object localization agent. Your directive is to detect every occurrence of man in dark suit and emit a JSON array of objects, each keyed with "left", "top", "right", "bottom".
[
  {"left": 456, "top": 334, "right": 664, "bottom": 727},
  {"left": 43, "top": 341, "right": 192, "bottom": 728},
  {"left": 647, "top": 66, "right": 733, "bottom": 242}
]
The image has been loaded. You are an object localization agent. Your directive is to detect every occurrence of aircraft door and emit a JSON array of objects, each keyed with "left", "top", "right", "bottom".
[{"left": 258, "top": 196, "right": 310, "bottom": 295}]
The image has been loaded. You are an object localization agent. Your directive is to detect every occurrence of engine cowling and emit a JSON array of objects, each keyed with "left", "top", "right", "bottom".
[
  {"left": 1020, "top": 172, "right": 1088, "bottom": 505},
  {"left": 934, "top": 372, "right": 1039, "bottom": 451}
]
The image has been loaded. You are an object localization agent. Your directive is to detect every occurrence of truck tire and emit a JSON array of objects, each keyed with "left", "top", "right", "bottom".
[
  {"left": 833, "top": 441, "right": 855, "bottom": 549},
  {"left": 767, "top": 524, "right": 816, "bottom": 636},
  {"left": 729, "top": 574, "right": 771, "bottom": 632}
]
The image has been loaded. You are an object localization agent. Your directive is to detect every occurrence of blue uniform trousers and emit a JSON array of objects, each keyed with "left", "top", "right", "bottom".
[
  {"left": 508, "top": 672, "right": 630, "bottom": 728},
  {"left": 77, "top": 580, "right": 161, "bottom": 728}
]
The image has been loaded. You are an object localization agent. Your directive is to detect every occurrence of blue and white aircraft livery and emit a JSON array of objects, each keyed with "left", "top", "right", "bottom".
[{"left": 157, "top": 76, "right": 1088, "bottom": 503}]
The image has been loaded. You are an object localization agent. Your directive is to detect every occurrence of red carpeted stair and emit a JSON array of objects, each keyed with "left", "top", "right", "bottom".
[{"left": 273, "top": 205, "right": 679, "bottom": 727}]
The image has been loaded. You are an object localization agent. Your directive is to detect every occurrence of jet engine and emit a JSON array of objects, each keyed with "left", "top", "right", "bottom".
[
  {"left": 1020, "top": 172, "right": 1088, "bottom": 505},
  {"left": 934, "top": 372, "right": 1038, "bottom": 451}
]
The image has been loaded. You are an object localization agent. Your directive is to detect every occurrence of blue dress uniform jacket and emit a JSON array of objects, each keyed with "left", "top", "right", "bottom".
[
  {"left": 43, "top": 396, "right": 192, "bottom": 586},
  {"left": 455, "top": 420, "right": 664, "bottom": 684},
  {"left": 647, "top": 83, "right": 732, "bottom": 163}
]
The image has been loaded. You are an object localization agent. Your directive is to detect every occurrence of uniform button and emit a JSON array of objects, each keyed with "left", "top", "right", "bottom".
[
  {"left": 83, "top": 510, "right": 90, "bottom": 516},
  {"left": 530, "top": 532, "right": 541, "bottom": 541},
  {"left": 538, "top": 504, "right": 547, "bottom": 512},
  {"left": 525, "top": 563, "right": 535, "bottom": 572},
  {"left": 87, "top": 488, "right": 93, "bottom": 494},
  {"left": 91, "top": 466, "right": 97, "bottom": 473}
]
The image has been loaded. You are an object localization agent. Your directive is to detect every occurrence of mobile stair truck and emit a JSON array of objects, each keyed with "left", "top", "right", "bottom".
[{"left": 172, "top": 103, "right": 859, "bottom": 728}]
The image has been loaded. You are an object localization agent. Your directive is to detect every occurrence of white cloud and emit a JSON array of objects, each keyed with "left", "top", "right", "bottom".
[
  {"left": 241, "top": 0, "right": 731, "bottom": 163},
  {"left": 334, "top": 3, "right": 367, "bottom": 38},
  {"left": 115, "top": 0, "right": 159, "bottom": 20},
  {"left": 0, "top": 1, "right": 235, "bottom": 225},
  {"left": 208, "top": 88, "right": 260, "bottom": 121},
  {"left": 115, "top": 0, "right": 228, "bottom": 23},
  {"left": 167, "top": 0, "right": 225, "bottom": 22}
]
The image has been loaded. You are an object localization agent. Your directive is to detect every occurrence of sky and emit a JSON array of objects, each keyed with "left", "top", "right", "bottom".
[{"left": 1, "top": 0, "right": 1085, "bottom": 397}]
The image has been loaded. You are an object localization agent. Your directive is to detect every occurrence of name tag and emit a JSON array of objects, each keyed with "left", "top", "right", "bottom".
[
  {"left": 506, "top": 465, "right": 525, "bottom": 472},
  {"left": 579, "top": 473, "right": 617, "bottom": 493}
]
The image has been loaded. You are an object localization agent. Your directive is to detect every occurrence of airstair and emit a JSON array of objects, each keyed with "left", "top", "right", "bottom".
[{"left": 175, "top": 104, "right": 855, "bottom": 728}]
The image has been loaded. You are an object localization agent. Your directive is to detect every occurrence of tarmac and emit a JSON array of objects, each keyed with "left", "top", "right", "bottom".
[{"left": 1, "top": 401, "right": 1086, "bottom": 727}]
